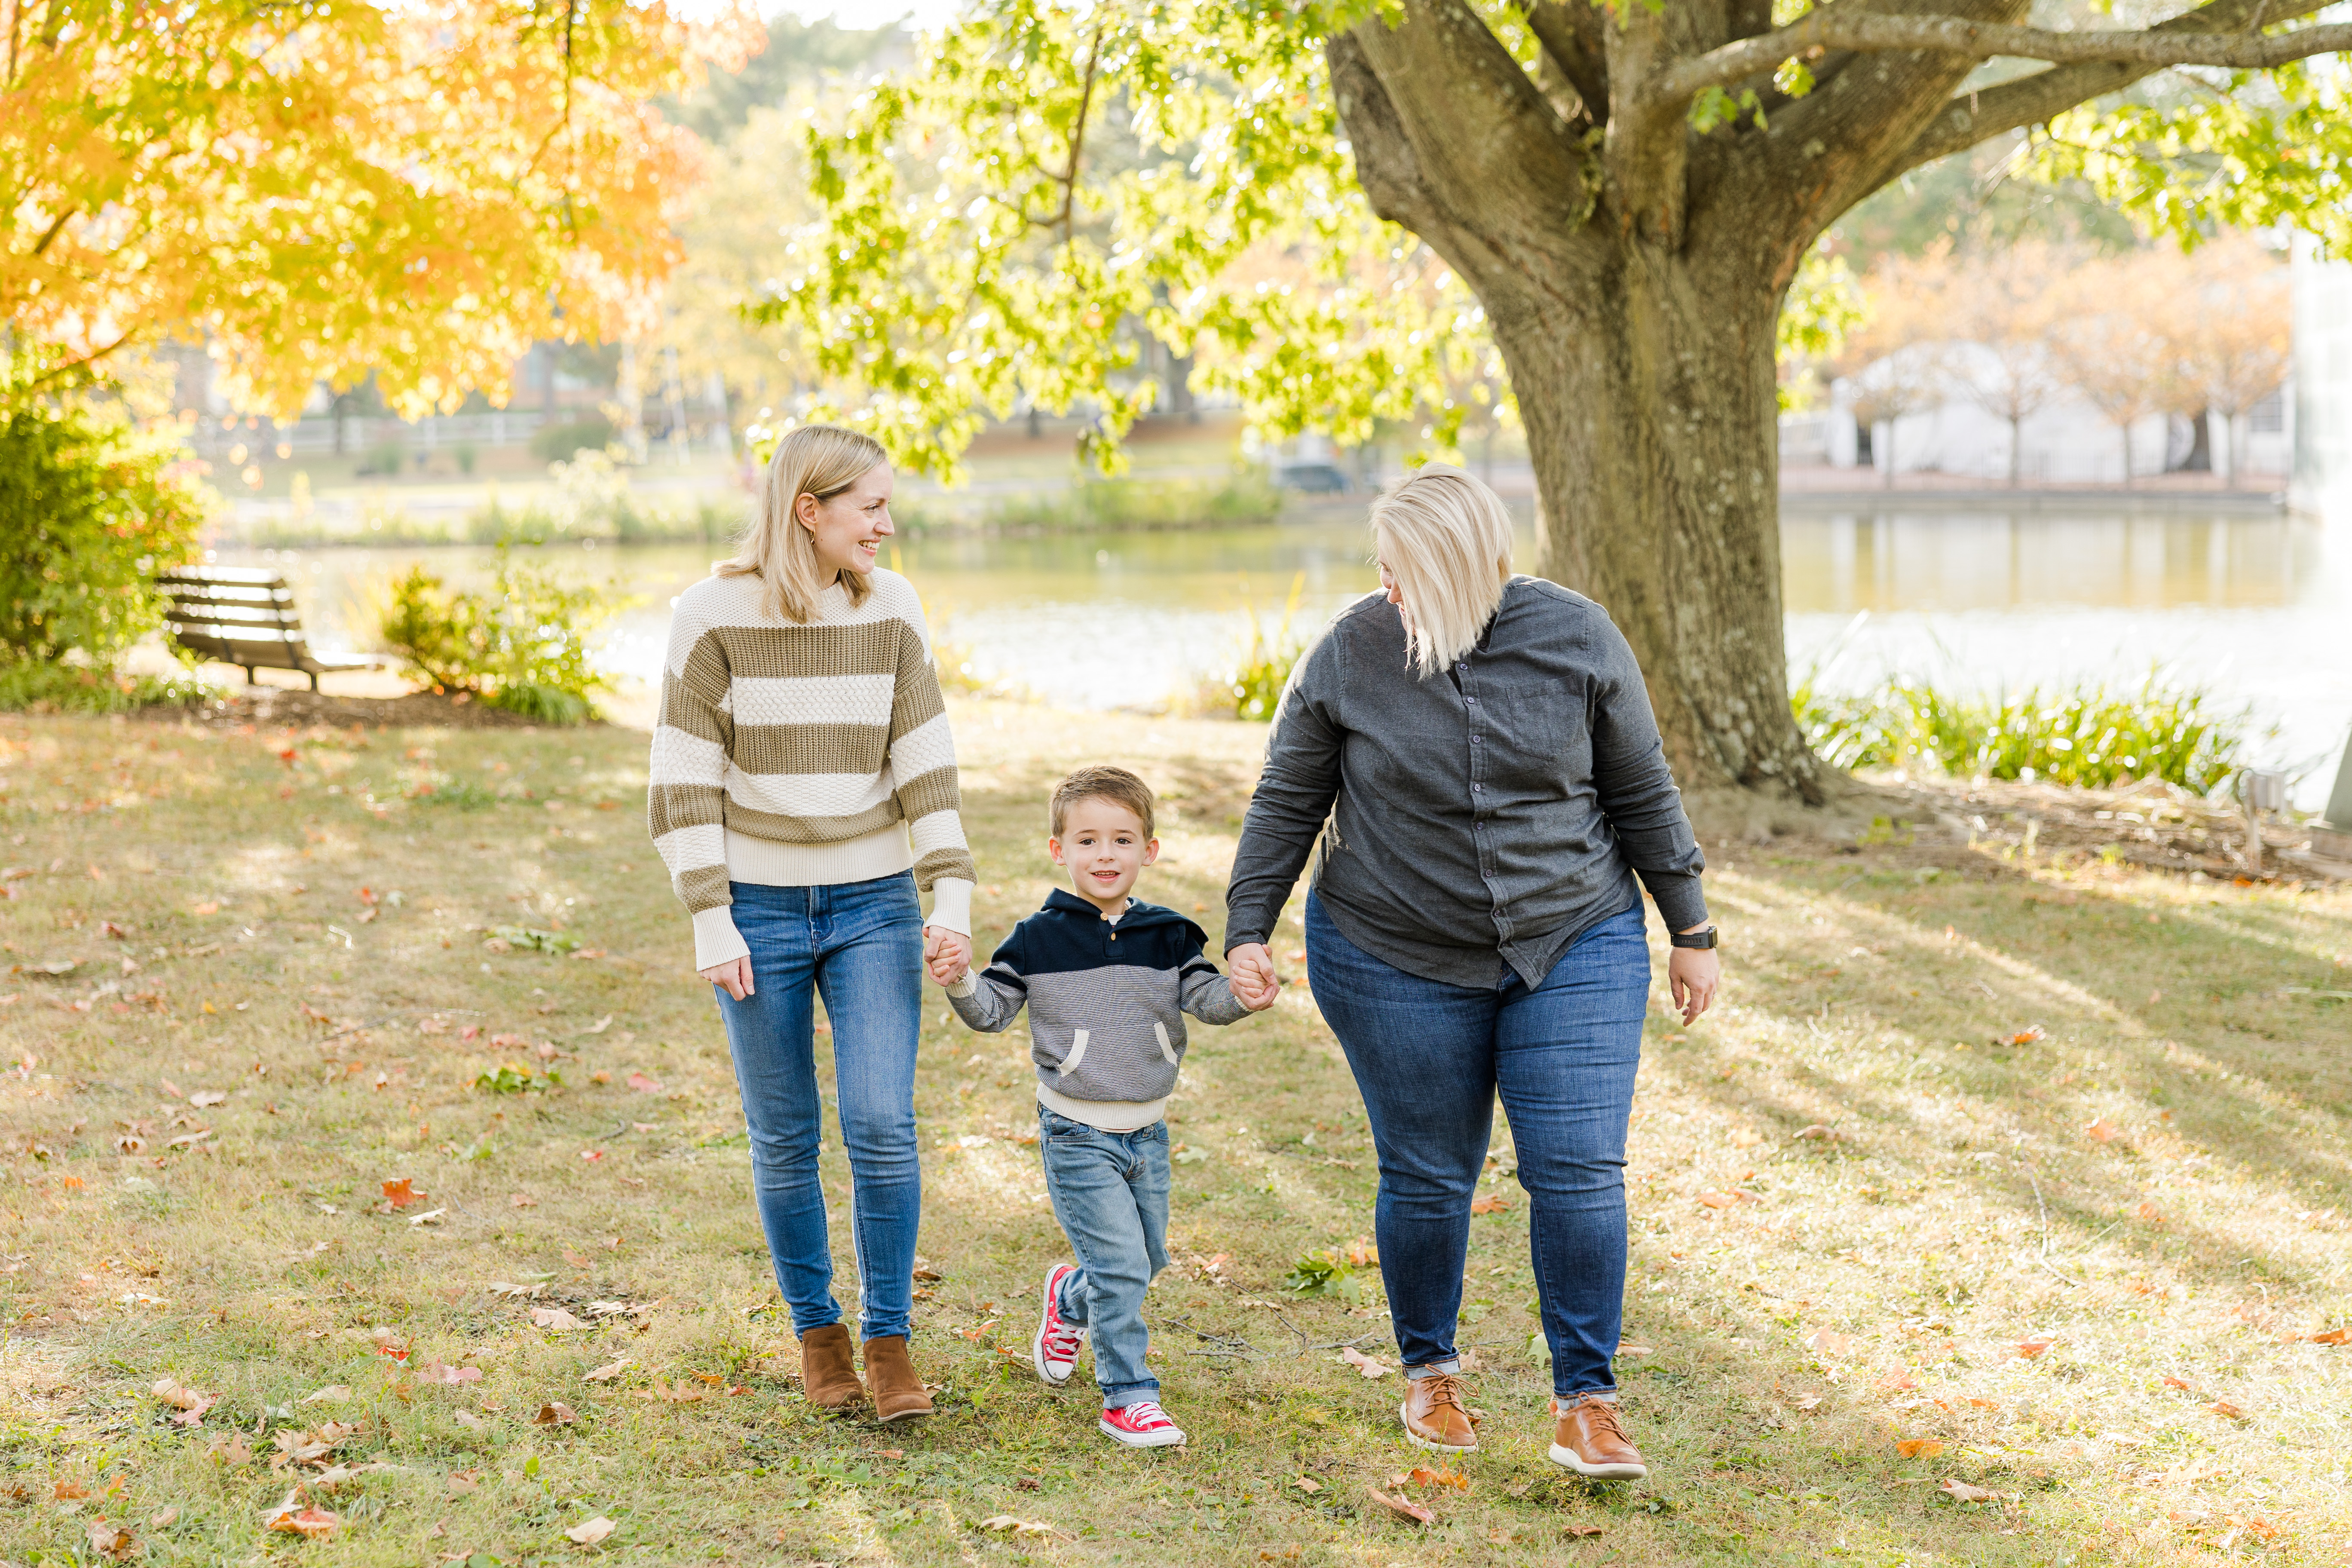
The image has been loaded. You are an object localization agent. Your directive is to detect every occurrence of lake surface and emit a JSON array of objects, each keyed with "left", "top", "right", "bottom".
[{"left": 214, "top": 504, "right": 2352, "bottom": 805}]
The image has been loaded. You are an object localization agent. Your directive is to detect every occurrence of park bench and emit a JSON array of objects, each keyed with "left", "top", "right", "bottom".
[{"left": 156, "top": 567, "right": 384, "bottom": 692}]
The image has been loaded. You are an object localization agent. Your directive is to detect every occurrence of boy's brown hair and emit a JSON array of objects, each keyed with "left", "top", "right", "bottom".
[{"left": 1050, "top": 765, "right": 1155, "bottom": 839}]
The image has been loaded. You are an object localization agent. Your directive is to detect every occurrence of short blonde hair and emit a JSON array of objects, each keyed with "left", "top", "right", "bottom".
[
  {"left": 1369, "top": 463, "right": 1514, "bottom": 676},
  {"left": 1050, "top": 765, "right": 1155, "bottom": 839},
  {"left": 717, "top": 424, "right": 889, "bottom": 623}
]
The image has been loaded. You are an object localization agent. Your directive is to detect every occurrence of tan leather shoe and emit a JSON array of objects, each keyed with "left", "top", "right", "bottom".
[
  {"left": 1548, "top": 1394, "right": 1647, "bottom": 1479},
  {"left": 1399, "top": 1371, "right": 1479, "bottom": 1453},
  {"left": 863, "top": 1335, "right": 934, "bottom": 1423},
  {"left": 798, "top": 1323, "right": 863, "bottom": 1411}
]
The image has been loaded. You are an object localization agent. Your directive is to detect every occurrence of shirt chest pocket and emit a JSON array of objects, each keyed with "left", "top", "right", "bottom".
[{"left": 1478, "top": 675, "right": 1588, "bottom": 787}]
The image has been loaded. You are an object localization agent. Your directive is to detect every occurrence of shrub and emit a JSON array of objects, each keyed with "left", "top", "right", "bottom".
[
  {"left": 0, "top": 663, "right": 217, "bottom": 715},
  {"left": 356, "top": 437, "right": 406, "bottom": 476},
  {"left": 1793, "top": 672, "right": 2246, "bottom": 793},
  {"left": 529, "top": 414, "right": 615, "bottom": 463},
  {"left": 376, "top": 548, "right": 619, "bottom": 723},
  {"left": 0, "top": 383, "right": 211, "bottom": 668},
  {"left": 1202, "top": 575, "right": 1308, "bottom": 721},
  {"left": 979, "top": 469, "right": 1284, "bottom": 531}
]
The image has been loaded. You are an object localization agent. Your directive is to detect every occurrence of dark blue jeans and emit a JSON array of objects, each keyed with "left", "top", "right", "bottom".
[
  {"left": 713, "top": 875, "right": 924, "bottom": 1342},
  {"left": 1038, "top": 1107, "right": 1171, "bottom": 1408},
  {"left": 1305, "top": 894, "right": 1650, "bottom": 1399}
]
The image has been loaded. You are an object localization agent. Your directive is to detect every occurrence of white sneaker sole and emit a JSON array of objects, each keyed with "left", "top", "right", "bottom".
[
  {"left": 1100, "top": 1417, "right": 1185, "bottom": 1448},
  {"left": 1031, "top": 1268, "right": 1079, "bottom": 1387},
  {"left": 1547, "top": 1442, "right": 1646, "bottom": 1480},
  {"left": 1398, "top": 1400, "right": 1479, "bottom": 1453}
]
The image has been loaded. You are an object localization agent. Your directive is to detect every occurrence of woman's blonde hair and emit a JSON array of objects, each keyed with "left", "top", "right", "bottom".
[
  {"left": 717, "top": 423, "right": 890, "bottom": 622},
  {"left": 1369, "top": 463, "right": 1514, "bottom": 676}
]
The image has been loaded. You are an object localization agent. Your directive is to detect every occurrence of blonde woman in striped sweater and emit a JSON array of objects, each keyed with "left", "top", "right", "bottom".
[{"left": 649, "top": 424, "right": 976, "bottom": 1422}]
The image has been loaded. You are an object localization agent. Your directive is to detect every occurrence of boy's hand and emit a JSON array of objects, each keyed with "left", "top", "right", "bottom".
[
  {"left": 925, "top": 927, "right": 972, "bottom": 985},
  {"left": 1226, "top": 942, "right": 1280, "bottom": 1009}
]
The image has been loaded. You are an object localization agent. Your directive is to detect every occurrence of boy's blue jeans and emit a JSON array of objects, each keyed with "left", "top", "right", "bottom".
[
  {"left": 1038, "top": 1106, "right": 1170, "bottom": 1409},
  {"left": 712, "top": 875, "right": 924, "bottom": 1343},
  {"left": 1305, "top": 894, "right": 1651, "bottom": 1400}
]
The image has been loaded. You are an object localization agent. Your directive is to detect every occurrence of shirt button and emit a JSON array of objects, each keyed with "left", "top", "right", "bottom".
[
  {"left": 1464, "top": 695, "right": 1477, "bottom": 704},
  {"left": 1472, "top": 784, "right": 1483, "bottom": 793}
]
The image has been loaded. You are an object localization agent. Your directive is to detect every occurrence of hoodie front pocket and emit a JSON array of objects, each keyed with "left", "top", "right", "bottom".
[
  {"left": 1057, "top": 1028, "right": 1091, "bottom": 1078},
  {"left": 1153, "top": 1021, "right": 1179, "bottom": 1066}
]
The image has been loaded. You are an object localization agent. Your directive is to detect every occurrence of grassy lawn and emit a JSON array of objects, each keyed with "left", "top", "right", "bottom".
[{"left": 1, "top": 699, "right": 2347, "bottom": 1566}]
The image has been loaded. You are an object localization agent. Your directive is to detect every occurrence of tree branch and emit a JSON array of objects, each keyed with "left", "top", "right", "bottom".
[
  {"left": 1519, "top": 2, "right": 1608, "bottom": 123},
  {"left": 1651, "top": 4, "right": 2352, "bottom": 108},
  {"left": 1888, "top": 0, "right": 2337, "bottom": 175}
]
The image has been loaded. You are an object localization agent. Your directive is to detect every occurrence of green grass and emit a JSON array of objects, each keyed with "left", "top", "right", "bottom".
[{"left": 0, "top": 701, "right": 2347, "bottom": 1564}]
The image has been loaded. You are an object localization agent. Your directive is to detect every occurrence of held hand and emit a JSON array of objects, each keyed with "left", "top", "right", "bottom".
[
  {"left": 700, "top": 956, "right": 754, "bottom": 1001},
  {"left": 1226, "top": 942, "right": 1280, "bottom": 1010},
  {"left": 925, "top": 927, "right": 972, "bottom": 985},
  {"left": 1667, "top": 942, "right": 1719, "bottom": 1026}
]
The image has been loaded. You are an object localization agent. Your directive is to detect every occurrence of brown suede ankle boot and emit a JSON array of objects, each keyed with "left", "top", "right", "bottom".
[
  {"left": 862, "top": 1335, "right": 933, "bottom": 1423},
  {"left": 798, "top": 1323, "right": 863, "bottom": 1411}
]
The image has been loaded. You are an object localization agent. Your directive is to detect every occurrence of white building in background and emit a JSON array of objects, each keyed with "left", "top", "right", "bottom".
[
  {"left": 1785, "top": 353, "right": 2288, "bottom": 486},
  {"left": 2292, "top": 231, "right": 2352, "bottom": 514}
]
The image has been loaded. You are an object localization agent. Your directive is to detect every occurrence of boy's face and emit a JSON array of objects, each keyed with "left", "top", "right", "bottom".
[{"left": 1049, "top": 797, "right": 1158, "bottom": 911}]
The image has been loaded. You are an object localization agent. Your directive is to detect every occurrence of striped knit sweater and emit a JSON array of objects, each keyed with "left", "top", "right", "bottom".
[{"left": 649, "top": 569, "right": 978, "bottom": 970}]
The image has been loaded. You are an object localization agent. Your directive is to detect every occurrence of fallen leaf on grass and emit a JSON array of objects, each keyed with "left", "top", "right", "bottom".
[
  {"left": 2084, "top": 1117, "right": 2121, "bottom": 1144},
  {"left": 564, "top": 1516, "right": 616, "bottom": 1545},
  {"left": 1366, "top": 1485, "right": 1434, "bottom": 1524},
  {"left": 86, "top": 1519, "right": 137, "bottom": 1559},
  {"left": 1874, "top": 1372, "right": 1919, "bottom": 1392},
  {"left": 583, "top": 1358, "right": 633, "bottom": 1383},
  {"left": 1406, "top": 1466, "right": 1469, "bottom": 1491},
  {"left": 448, "top": 1469, "right": 481, "bottom": 1493},
  {"left": 408, "top": 1208, "right": 447, "bottom": 1226},
  {"left": 511, "top": 1192, "right": 538, "bottom": 1208},
  {"left": 625, "top": 1072, "right": 664, "bottom": 1093},
  {"left": 1339, "top": 1347, "right": 1390, "bottom": 1379},
  {"left": 151, "top": 1377, "right": 213, "bottom": 1423},
  {"left": 382, "top": 1178, "right": 426, "bottom": 1210},
  {"left": 453, "top": 1412, "right": 486, "bottom": 1430},
  {"left": 2003, "top": 1025, "right": 2047, "bottom": 1046},
  {"left": 1292, "top": 1476, "right": 1322, "bottom": 1493},
  {"left": 1469, "top": 1194, "right": 1511, "bottom": 1214},
  {"left": 2224, "top": 1515, "right": 2283, "bottom": 1543},
  {"left": 531, "top": 1307, "right": 585, "bottom": 1331},
  {"left": 1896, "top": 1439, "right": 1945, "bottom": 1458},
  {"left": 2012, "top": 1336, "right": 2054, "bottom": 1360},
  {"left": 1792, "top": 1124, "right": 1840, "bottom": 1142},
  {"left": 536, "top": 1403, "right": 578, "bottom": 1426},
  {"left": 2204, "top": 1400, "right": 2247, "bottom": 1420},
  {"left": 1805, "top": 1329, "right": 1859, "bottom": 1357},
  {"left": 2162, "top": 1375, "right": 2193, "bottom": 1390},
  {"left": 207, "top": 1432, "right": 253, "bottom": 1465},
  {"left": 2304, "top": 1327, "right": 2349, "bottom": 1345},
  {"left": 1936, "top": 1479, "right": 2002, "bottom": 1504},
  {"left": 264, "top": 1493, "right": 339, "bottom": 1539},
  {"left": 148, "top": 1507, "right": 177, "bottom": 1528},
  {"left": 1697, "top": 1189, "right": 1760, "bottom": 1208},
  {"left": 1563, "top": 1524, "right": 1606, "bottom": 1537},
  {"left": 190, "top": 1089, "right": 226, "bottom": 1108},
  {"left": 414, "top": 1361, "right": 482, "bottom": 1386},
  {"left": 301, "top": 1384, "right": 352, "bottom": 1405},
  {"left": 977, "top": 1516, "right": 1061, "bottom": 1537},
  {"left": 1788, "top": 1393, "right": 1823, "bottom": 1412}
]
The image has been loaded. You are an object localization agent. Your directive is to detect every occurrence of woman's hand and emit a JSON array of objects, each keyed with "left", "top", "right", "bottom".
[
  {"left": 1226, "top": 942, "right": 1282, "bottom": 1010},
  {"left": 1667, "top": 926, "right": 1719, "bottom": 1026},
  {"left": 701, "top": 956, "right": 754, "bottom": 1001},
  {"left": 925, "top": 926, "right": 972, "bottom": 985}
]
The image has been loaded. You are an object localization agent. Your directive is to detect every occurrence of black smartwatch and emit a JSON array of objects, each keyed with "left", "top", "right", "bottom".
[{"left": 1670, "top": 925, "right": 1718, "bottom": 950}]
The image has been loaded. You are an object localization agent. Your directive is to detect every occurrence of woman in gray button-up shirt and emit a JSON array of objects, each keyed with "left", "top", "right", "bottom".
[{"left": 1223, "top": 465, "right": 1720, "bottom": 1481}]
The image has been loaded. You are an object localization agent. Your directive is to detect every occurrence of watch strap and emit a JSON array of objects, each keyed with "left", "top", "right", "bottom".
[{"left": 1670, "top": 926, "right": 1718, "bottom": 950}]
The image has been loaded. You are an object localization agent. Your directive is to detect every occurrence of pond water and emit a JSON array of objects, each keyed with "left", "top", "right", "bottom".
[{"left": 214, "top": 502, "right": 2352, "bottom": 805}]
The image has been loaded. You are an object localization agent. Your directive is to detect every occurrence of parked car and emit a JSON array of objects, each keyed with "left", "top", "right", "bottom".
[{"left": 1274, "top": 460, "right": 1351, "bottom": 494}]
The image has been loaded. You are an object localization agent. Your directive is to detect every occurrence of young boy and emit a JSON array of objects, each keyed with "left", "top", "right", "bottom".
[{"left": 938, "top": 765, "right": 1276, "bottom": 1447}]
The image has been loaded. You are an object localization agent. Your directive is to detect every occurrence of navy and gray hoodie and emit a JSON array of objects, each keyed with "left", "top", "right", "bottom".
[{"left": 945, "top": 888, "right": 1250, "bottom": 1116}]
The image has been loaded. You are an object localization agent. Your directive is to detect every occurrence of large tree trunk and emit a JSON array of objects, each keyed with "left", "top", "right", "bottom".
[{"left": 1483, "top": 247, "right": 1818, "bottom": 797}]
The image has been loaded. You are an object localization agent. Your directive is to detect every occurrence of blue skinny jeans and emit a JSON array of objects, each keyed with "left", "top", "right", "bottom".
[
  {"left": 1038, "top": 1106, "right": 1171, "bottom": 1409},
  {"left": 1305, "top": 894, "right": 1651, "bottom": 1399},
  {"left": 712, "top": 874, "right": 924, "bottom": 1343}
]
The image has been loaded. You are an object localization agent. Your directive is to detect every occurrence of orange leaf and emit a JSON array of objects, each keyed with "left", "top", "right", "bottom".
[
  {"left": 382, "top": 1177, "right": 425, "bottom": 1210},
  {"left": 535, "top": 1402, "right": 577, "bottom": 1425},
  {"left": 2162, "top": 1375, "right": 2192, "bottom": 1390},
  {"left": 2013, "top": 1336, "right": 2053, "bottom": 1360},
  {"left": 1896, "top": 1439, "right": 1944, "bottom": 1458},
  {"left": 1805, "top": 1329, "right": 1859, "bottom": 1357},
  {"left": 626, "top": 1072, "right": 664, "bottom": 1093},
  {"left": 2205, "top": 1400, "right": 2246, "bottom": 1420},
  {"left": 1937, "top": 1479, "right": 2001, "bottom": 1504},
  {"left": 1292, "top": 1476, "right": 1322, "bottom": 1493},
  {"left": 1874, "top": 1372, "right": 1918, "bottom": 1392},
  {"left": 2083, "top": 1117, "right": 2120, "bottom": 1143},
  {"left": 1469, "top": 1194, "right": 1510, "bottom": 1214},
  {"left": 414, "top": 1361, "right": 482, "bottom": 1386},
  {"left": 1366, "top": 1485, "right": 1433, "bottom": 1525},
  {"left": 1338, "top": 1346, "right": 1390, "bottom": 1379},
  {"left": 2004, "top": 1025, "right": 2046, "bottom": 1045},
  {"left": 1563, "top": 1523, "right": 1605, "bottom": 1537},
  {"left": 270, "top": 1506, "right": 339, "bottom": 1540},
  {"left": 1407, "top": 1466, "right": 1470, "bottom": 1491},
  {"left": 2306, "top": 1327, "right": 2348, "bottom": 1345},
  {"left": 86, "top": 1519, "right": 137, "bottom": 1560}
]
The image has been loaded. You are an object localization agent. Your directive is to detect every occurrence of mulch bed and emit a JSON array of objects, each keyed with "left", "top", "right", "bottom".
[{"left": 134, "top": 688, "right": 571, "bottom": 732}]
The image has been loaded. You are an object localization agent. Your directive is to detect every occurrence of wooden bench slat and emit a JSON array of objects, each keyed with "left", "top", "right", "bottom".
[{"left": 157, "top": 567, "right": 384, "bottom": 690}]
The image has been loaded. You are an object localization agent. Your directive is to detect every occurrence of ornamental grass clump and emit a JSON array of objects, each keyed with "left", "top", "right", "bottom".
[{"left": 1792, "top": 672, "right": 2246, "bottom": 793}]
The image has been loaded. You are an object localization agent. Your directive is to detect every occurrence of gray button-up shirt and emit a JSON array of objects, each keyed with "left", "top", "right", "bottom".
[{"left": 1225, "top": 578, "right": 1708, "bottom": 989}]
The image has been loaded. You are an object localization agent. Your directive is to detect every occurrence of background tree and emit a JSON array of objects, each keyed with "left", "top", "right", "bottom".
[
  {"left": 1947, "top": 241, "right": 2072, "bottom": 488},
  {"left": 773, "top": 0, "right": 2352, "bottom": 798},
  {"left": 2050, "top": 254, "right": 2181, "bottom": 488},
  {"left": 2, "top": 0, "right": 759, "bottom": 419},
  {"left": 2171, "top": 235, "right": 2290, "bottom": 488}
]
